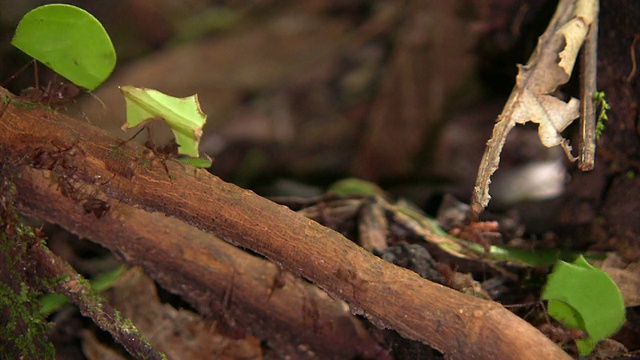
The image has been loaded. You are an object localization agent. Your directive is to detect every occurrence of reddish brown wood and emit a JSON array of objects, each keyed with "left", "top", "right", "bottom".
[{"left": 0, "top": 88, "right": 570, "bottom": 359}]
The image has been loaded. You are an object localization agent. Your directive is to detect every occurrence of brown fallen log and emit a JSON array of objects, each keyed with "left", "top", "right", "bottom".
[{"left": 0, "top": 88, "right": 570, "bottom": 359}]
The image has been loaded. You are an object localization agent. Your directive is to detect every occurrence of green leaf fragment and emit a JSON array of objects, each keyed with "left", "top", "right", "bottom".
[
  {"left": 328, "top": 178, "right": 385, "bottom": 197},
  {"left": 179, "top": 156, "right": 213, "bottom": 169},
  {"left": 39, "top": 265, "right": 127, "bottom": 316},
  {"left": 542, "top": 255, "right": 625, "bottom": 356},
  {"left": 11, "top": 4, "right": 116, "bottom": 90},
  {"left": 120, "top": 86, "right": 207, "bottom": 158}
]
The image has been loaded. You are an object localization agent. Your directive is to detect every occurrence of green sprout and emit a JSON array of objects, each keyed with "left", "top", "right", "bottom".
[{"left": 594, "top": 91, "right": 611, "bottom": 141}]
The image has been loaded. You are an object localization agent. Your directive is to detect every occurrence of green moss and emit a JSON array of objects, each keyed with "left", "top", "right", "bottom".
[
  {"left": 0, "top": 239, "right": 56, "bottom": 359},
  {"left": 594, "top": 91, "right": 611, "bottom": 141},
  {"left": 0, "top": 182, "right": 55, "bottom": 358},
  {"left": 0, "top": 94, "right": 56, "bottom": 112}
]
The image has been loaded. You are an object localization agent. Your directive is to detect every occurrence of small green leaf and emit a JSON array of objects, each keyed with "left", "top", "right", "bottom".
[
  {"left": 11, "top": 4, "right": 116, "bottom": 90},
  {"left": 594, "top": 91, "right": 611, "bottom": 141},
  {"left": 39, "top": 265, "right": 127, "bottom": 316},
  {"left": 328, "top": 178, "right": 385, "bottom": 197},
  {"left": 120, "top": 86, "right": 207, "bottom": 158},
  {"left": 542, "top": 255, "right": 625, "bottom": 356},
  {"left": 179, "top": 155, "right": 213, "bottom": 169}
]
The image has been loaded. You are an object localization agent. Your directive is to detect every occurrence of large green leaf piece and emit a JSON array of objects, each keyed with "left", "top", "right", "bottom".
[
  {"left": 11, "top": 4, "right": 116, "bottom": 90},
  {"left": 120, "top": 86, "right": 207, "bottom": 158},
  {"left": 542, "top": 255, "right": 625, "bottom": 356}
]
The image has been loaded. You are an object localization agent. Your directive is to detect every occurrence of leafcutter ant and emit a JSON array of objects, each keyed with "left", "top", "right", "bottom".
[
  {"left": 538, "top": 323, "right": 588, "bottom": 344},
  {"left": 21, "top": 80, "right": 80, "bottom": 108},
  {"left": 82, "top": 197, "right": 111, "bottom": 219},
  {"left": 30, "top": 141, "right": 86, "bottom": 195},
  {"left": 57, "top": 176, "right": 81, "bottom": 201},
  {"left": 145, "top": 138, "right": 181, "bottom": 179},
  {"left": 1, "top": 60, "right": 104, "bottom": 115},
  {"left": 120, "top": 125, "right": 182, "bottom": 181},
  {"left": 58, "top": 178, "right": 112, "bottom": 220},
  {"left": 31, "top": 141, "right": 79, "bottom": 170},
  {"left": 2, "top": 60, "right": 80, "bottom": 108}
]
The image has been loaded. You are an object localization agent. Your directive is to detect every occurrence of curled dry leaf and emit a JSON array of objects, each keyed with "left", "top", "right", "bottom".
[{"left": 471, "top": 0, "right": 598, "bottom": 214}]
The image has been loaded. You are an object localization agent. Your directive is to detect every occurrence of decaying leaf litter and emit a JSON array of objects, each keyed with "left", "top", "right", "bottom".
[
  {"left": 1, "top": 0, "right": 640, "bottom": 358},
  {"left": 471, "top": 0, "right": 599, "bottom": 214}
]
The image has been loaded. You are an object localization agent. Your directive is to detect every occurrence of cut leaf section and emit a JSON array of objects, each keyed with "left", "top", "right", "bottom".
[
  {"left": 120, "top": 86, "right": 207, "bottom": 158},
  {"left": 542, "top": 255, "right": 625, "bottom": 356},
  {"left": 12, "top": 4, "right": 116, "bottom": 90}
]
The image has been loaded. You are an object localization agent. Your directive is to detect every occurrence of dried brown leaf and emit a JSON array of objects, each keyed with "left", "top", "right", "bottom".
[{"left": 471, "top": 0, "right": 598, "bottom": 214}]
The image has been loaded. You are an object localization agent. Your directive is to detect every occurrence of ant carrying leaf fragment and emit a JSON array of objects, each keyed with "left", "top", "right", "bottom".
[
  {"left": 3, "top": 4, "right": 113, "bottom": 116},
  {"left": 120, "top": 126, "right": 211, "bottom": 181},
  {"left": 11, "top": 4, "right": 116, "bottom": 91},
  {"left": 119, "top": 86, "right": 212, "bottom": 168},
  {"left": 2, "top": 60, "right": 82, "bottom": 110}
]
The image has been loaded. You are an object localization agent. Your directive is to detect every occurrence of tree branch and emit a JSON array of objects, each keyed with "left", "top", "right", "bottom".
[{"left": 0, "top": 88, "right": 570, "bottom": 359}]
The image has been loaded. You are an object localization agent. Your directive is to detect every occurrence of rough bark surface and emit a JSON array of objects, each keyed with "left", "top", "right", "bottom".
[{"left": 0, "top": 88, "right": 570, "bottom": 359}]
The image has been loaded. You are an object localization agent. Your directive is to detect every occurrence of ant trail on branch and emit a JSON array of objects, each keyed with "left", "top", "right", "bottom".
[{"left": 31, "top": 140, "right": 83, "bottom": 177}]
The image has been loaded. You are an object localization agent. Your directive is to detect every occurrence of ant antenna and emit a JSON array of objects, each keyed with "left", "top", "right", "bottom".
[
  {"left": 85, "top": 90, "right": 107, "bottom": 110},
  {"left": 1, "top": 59, "right": 36, "bottom": 88},
  {"left": 118, "top": 125, "right": 148, "bottom": 147},
  {"left": 33, "top": 60, "right": 41, "bottom": 90}
]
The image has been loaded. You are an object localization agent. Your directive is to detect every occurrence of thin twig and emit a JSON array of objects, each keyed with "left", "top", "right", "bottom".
[
  {"left": 29, "top": 242, "right": 167, "bottom": 360},
  {"left": 471, "top": 0, "right": 599, "bottom": 214},
  {"left": 578, "top": 0, "right": 599, "bottom": 171},
  {"left": 625, "top": 34, "right": 639, "bottom": 83}
]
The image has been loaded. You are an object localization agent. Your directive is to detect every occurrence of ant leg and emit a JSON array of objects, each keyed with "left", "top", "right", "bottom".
[
  {"left": 159, "top": 158, "right": 172, "bottom": 182},
  {"left": 45, "top": 73, "right": 59, "bottom": 108},
  {"left": 0, "top": 100, "right": 8, "bottom": 121},
  {"left": 96, "top": 173, "right": 117, "bottom": 186},
  {"left": 117, "top": 126, "right": 147, "bottom": 147},
  {"left": 33, "top": 60, "right": 40, "bottom": 90},
  {"left": 1, "top": 59, "right": 35, "bottom": 88},
  {"left": 145, "top": 125, "right": 154, "bottom": 143}
]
